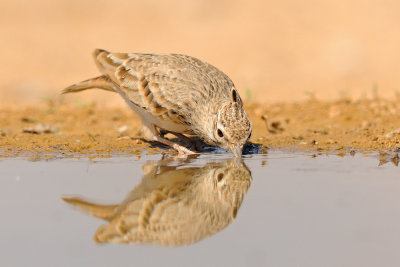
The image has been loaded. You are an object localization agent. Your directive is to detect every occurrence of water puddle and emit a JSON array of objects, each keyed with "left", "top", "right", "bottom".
[{"left": 1, "top": 150, "right": 399, "bottom": 266}]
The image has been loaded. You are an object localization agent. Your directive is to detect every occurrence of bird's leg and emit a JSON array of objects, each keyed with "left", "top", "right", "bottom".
[
  {"left": 176, "top": 133, "right": 205, "bottom": 151},
  {"left": 161, "top": 130, "right": 204, "bottom": 151},
  {"left": 140, "top": 122, "right": 196, "bottom": 155},
  {"left": 169, "top": 132, "right": 197, "bottom": 150},
  {"left": 152, "top": 135, "right": 196, "bottom": 155}
]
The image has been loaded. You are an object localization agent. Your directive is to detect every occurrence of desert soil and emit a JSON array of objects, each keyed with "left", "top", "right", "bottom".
[{"left": 1, "top": 97, "right": 400, "bottom": 158}]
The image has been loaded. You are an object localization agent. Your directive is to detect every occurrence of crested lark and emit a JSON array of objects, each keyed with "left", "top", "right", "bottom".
[{"left": 63, "top": 49, "right": 252, "bottom": 156}]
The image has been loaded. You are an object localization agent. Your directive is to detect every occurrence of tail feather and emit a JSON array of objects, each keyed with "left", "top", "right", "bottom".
[
  {"left": 62, "top": 197, "right": 118, "bottom": 221},
  {"left": 62, "top": 75, "right": 115, "bottom": 94}
]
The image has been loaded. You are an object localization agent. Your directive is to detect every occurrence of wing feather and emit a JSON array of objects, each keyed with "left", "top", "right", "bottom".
[{"left": 93, "top": 49, "right": 235, "bottom": 123}]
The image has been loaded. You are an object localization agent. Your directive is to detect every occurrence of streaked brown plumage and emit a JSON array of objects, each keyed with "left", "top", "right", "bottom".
[
  {"left": 63, "top": 49, "right": 252, "bottom": 156},
  {"left": 63, "top": 158, "right": 252, "bottom": 246}
]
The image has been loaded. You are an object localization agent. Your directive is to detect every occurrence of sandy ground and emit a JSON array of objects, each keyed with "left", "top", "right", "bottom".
[{"left": 1, "top": 97, "right": 400, "bottom": 159}]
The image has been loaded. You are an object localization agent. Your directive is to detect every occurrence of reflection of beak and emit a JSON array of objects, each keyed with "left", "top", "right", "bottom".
[{"left": 232, "top": 145, "right": 242, "bottom": 158}]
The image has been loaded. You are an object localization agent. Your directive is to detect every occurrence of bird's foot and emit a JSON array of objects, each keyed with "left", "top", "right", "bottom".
[
  {"left": 152, "top": 135, "right": 197, "bottom": 155},
  {"left": 165, "top": 132, "right": 198, "bottom": 151}
]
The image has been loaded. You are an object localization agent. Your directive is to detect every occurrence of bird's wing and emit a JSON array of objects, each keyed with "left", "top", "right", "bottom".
[{"left": 93, "top": 49, "right": 234, "bottom": 117}]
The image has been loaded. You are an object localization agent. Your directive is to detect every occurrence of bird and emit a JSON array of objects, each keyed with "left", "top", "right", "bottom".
[
  {"left": 62, "top": 158, "right": 252, "bottom": 246},
  {"left": 62, "top": 49, "right": 252, "bottom": 157}
]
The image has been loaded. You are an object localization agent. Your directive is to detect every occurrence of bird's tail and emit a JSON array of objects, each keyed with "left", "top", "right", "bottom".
[
  {"left": 61, "top": 75, "right": 115, "bottom": 94},
  {"left": 62, "top": 197, "right": 118, "bottom": 221}
]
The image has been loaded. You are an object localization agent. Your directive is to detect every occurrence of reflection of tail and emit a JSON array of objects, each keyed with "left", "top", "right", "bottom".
[
  {"left": 61, "top": 75, "right": 115, "bottom": 94},
  {"left": 62, "top": 197, "right": 117, "bottom": 220}
]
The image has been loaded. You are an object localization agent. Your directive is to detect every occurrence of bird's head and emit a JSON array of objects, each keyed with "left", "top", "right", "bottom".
[
  {"left": 198, "top": 87, "right": 252, "bottom": 157},
  {"left": 212, "top": 101, "right": 252, "bottom": 157}
]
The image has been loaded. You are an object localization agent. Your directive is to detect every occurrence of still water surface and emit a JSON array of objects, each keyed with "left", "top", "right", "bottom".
[{"left": 1, "top": 151, "right": 399, "bottom": 267}]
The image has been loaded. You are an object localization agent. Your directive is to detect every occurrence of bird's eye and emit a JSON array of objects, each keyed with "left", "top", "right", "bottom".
[
  {"left": 231, "top": 88, "right": 238, "bottom": 102},
  {"left": 217, "top": 173, "right": 224, "bottom": 182},
  {"left": 217, "top": 129, "right": 224, "bottom": 138}
]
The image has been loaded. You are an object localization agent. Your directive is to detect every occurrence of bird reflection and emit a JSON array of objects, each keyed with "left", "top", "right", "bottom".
[{"left": 63, "top": 157, "right": 252, "bottom": 246}]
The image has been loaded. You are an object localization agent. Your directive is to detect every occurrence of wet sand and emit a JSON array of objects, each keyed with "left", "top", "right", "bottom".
[{"left": 1, "top": 97, "right": 400, "bottom": 157}]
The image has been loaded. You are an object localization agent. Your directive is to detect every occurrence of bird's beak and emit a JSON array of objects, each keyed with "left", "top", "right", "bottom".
[{"left": 232, "top": 145, "right": 242, "bottom": 158}]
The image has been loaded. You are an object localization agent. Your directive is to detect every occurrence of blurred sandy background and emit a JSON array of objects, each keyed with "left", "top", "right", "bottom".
[{"left": 1, "top": 0, "right": 400, "bottom": 106}]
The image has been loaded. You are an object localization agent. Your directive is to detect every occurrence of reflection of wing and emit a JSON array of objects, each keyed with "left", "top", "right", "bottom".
[{"left": 63, "top": 159, "right": 252, "bottom": 247}]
